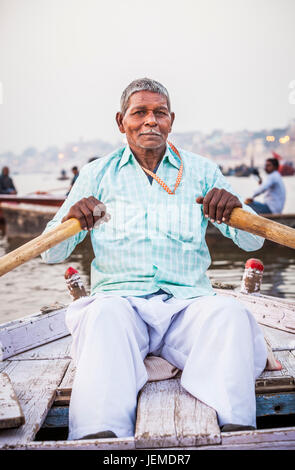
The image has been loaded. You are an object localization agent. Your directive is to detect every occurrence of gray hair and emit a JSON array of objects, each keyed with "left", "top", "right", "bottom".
[{"left": 120, "top": 78, "right": 171, "bottom": 115}]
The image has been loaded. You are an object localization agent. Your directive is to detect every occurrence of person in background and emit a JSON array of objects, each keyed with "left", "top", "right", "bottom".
[
  {"left": 0, "top": 167, "right": 17, "bottom": 194},
  {"left": 71, "top": 166, "right": 79, "bottom": 186},
  {"left": 66, "top": 166, "right": 79, "bottom": 195},
  {"left": 245, "top": 158, "right": 286, "bottom": 214}
]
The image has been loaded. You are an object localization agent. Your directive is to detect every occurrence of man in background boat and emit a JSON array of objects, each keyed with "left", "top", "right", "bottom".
[
  {"left": 0, "top": 167, "right": 17, "bottom": 195},
  {"left": 42, "top": 78, "right": 268, "bottom": 440},
  {"left": 245, "top": 158, "right": 286, "bottom": 214},
  {"left": 66, "top": 166, "right": 79, "bottom": 196}
]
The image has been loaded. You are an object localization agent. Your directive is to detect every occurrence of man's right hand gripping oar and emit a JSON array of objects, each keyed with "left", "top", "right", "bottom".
[{"left": 62, "top": 196, "right": 111, "bottom": 231}]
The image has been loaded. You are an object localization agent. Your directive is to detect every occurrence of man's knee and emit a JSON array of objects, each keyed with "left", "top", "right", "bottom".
[
  {"left": 212, "top": 296, "right": 251, "bottom": 327},
  {"left": 87, "top": 296, "right": 133, "bottom": 326},
  {"left": 190, "top": 295, "right": 250, "bottom": 328}
]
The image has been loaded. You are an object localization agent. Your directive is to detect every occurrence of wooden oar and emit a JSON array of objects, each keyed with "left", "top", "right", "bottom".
[
  {"left": 0, "top": 208, "right": 295, "bottom": 277},
  {"left": 228, "top": 208, "right": 295, "bottom": 249},
  {"left": 0, "top": 218, "right": 81, "bottom": 277}
]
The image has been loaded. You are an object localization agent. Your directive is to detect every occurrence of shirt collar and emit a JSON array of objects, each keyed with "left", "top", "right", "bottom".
[{"left": 118, "top": 142, "right": 181, "bottom": 171}]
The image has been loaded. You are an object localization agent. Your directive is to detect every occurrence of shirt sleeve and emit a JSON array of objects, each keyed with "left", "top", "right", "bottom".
[
  {"left": 41, "top": 165, "right": 93, "bottom": 264},
  {"left": 252, "top": 174, "right": 273, "bottom": 197},
  {"left": 207, "top": 166, "right": 264, "bottom": 251}
]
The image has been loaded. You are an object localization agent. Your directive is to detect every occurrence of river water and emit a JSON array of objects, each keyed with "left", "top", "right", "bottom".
[{"left": 0, "top": 173, "right": 294, "bottom": 323}]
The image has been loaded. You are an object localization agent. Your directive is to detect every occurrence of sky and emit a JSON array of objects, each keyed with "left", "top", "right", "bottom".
[{"left": 1, "top": 0, "right": 295, "bottom": 154}]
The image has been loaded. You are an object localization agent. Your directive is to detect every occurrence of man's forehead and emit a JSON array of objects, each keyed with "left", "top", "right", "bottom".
[{"left": 127, "top": 91, "right": 169, "bottom": 109}]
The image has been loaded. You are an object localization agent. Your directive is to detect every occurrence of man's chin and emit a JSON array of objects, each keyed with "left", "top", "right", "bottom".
[{"left": 137, "top": 140, "right": 167, "bottom": 150}]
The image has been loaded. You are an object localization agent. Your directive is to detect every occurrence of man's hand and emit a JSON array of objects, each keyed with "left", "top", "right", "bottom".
[
  {"left": 196, "top": 188, "right": 242, "bottom": 224},
  {"left": 61, "top": 196, "right": 108, "bottom": 231},
  {"left": 244, "top": 198, "right": 254, "bottom": 205}
]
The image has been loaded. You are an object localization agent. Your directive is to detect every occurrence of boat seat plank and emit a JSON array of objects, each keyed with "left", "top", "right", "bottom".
[
  {"left": 134, "top": 378, "right": 221, "bottom": 449},
  {"left": 0, "top": 359, "right": 69, "bottom": 445},
  {"left": 0, "top": 373, "right": 25, "bottom": 429}
]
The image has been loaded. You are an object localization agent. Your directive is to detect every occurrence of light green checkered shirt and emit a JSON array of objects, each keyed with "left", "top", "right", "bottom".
[{"left": 41, "top": 143, "right": 264, "bottom": 299}]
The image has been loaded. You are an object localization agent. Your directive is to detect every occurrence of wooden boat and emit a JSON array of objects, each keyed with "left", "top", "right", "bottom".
[
  {"left": 0, "top": 194, "right": 65, "bottom": 227},
  {"left": 1, "top": 285, "right": 295, "bottom": 450},
  {"left": 0, "top": 204, "right": 57, "bottom": 238}
]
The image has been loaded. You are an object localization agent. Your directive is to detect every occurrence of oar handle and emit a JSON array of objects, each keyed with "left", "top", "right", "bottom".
[
  {"left": 0, "top": 218, "right": 82, "bottom": 277},
  {"left": 228, "top": 207, "right": 295, "bottom": 249}
]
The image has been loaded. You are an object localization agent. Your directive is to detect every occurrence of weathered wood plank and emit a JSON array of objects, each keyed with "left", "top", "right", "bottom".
[
  {"left": 167, "top": 441, "right": 295, "bottom": 449},
  {"left": 3, "top": 427, "right": 295, "bottom": 450},
  {"left": 0, "top": 359, "right": 69, "bottom": 445},
  {"left": 221, "top": 425, "right": 295, "bottom": 446},
  {"left": 215, "top": 289, "right": 295, "bottom": 333},
  {"left": 261, "top": 325, "right": 295, "bottom": 350},
  {"left": 277, "top": 350, "right": 295, "bottom": 377},
  {"left": 3, "top": 439, "right": 295, "bottom": 450},
  {"left": 0, "top": 308, "right": 69, "bottom": 361},
  {"left": 255, "top": 376, "right": 295, "bottom": 394},
  {"left": 256, "top": 392, "right": 295, "bottom": 417},
  {"left": 0, "top": 373, "right": 25, "bottom": 429},
  {"left": 135, "top": 378, "right": 221, "bottom": 449},
  {"left": 9, "top": 335, "right": 72, "bottom": 361},
  {"left": 0, "top": 437, "right": 135, "bottom": 450},
  {"left": 56, "top": 360, "right": 76, "bottom": 396}
]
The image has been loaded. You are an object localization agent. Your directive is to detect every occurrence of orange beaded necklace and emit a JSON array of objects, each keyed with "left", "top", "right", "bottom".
[{"left": 140, "top": 141, "right": 183, "bottom": 195}]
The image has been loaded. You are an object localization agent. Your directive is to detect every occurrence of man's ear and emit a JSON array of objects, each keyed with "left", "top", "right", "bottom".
[
  {"left": 169, "top": 112, "right": 175, "bottom": 132},
  {"left": 116, "top": 112, "right": 125, "bottom": 134}
]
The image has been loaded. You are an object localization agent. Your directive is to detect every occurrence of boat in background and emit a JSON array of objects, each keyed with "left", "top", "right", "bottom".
[
  {"left": 0, "top": 193, "right": 65, "bottom": 237},
  {"left": 272, "top": 151, "right": 295, "bottom": 176}
]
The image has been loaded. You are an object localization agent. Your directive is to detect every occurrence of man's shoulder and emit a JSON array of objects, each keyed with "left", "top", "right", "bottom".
[
  {"left": 177, "top": 146, "right": 218, "bottom": 172},
  {"left": 271, "top": 171, "right": 284, "bottom": 183},
  {"left": 80, "top": 147, "right": 125, "bottom": 175}
]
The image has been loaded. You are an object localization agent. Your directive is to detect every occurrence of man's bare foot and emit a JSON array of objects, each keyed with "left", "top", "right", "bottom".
[
  {"left": 221, "top": 424, "right": 255, "bottom": 432},
  {"left": 80, "top": 430, "right": 117, "bottom": 440}
]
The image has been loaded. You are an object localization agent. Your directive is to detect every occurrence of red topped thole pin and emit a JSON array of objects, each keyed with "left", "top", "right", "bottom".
[{"left": 241, "top": 258, "right": 264, "bottom": 294}]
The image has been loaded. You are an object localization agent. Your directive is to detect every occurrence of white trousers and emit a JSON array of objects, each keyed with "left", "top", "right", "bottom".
[{"left": 65, "top": 292, "right": 268, "bottom": 440}]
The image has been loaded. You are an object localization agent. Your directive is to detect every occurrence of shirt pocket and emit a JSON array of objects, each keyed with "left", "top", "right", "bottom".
[{"left": 160, "top": 194, "right": 203, "bottom": 246}]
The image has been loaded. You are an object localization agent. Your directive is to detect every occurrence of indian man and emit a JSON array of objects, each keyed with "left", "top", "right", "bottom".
[{"left": 42, "top": 78, "right": 267, "bottom": 440}]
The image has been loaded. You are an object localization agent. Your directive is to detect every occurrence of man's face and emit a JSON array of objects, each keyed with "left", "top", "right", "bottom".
[
  {"left": 116, "top": 91, "right": 175, "bottom": 151},
  {"left": 2, "top": 167, "right": 9, "bottom": 176},
  {"left": 264, "top": 161, "right": 275, "bottom": 174}
]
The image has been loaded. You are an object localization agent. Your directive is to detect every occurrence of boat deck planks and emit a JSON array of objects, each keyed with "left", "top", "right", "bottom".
[
  {"left": 135, "top": 378, "right": 221, "bottom": 448},
  {"left": 0, "top": 359, "right": 69, "bottom": 446},
  {"left": 0, "top": 373, "right": 25, "bottom": 429}
]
